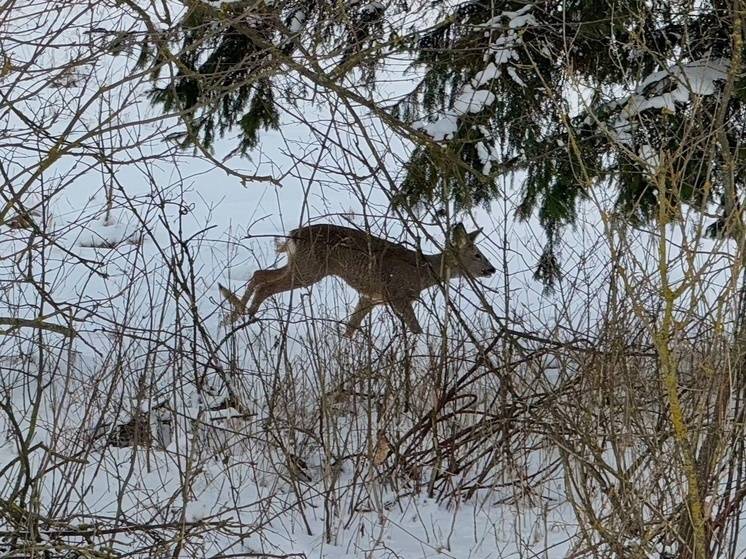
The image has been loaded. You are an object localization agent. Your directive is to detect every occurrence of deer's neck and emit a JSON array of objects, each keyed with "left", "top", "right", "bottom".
[{"left": 422, "top": 251, "right": 461, "bottom": 288}]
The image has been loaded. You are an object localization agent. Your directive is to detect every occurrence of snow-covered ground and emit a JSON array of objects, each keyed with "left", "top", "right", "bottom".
[{"left": 1, "top": 2, "right": 745, "bottom": 558}]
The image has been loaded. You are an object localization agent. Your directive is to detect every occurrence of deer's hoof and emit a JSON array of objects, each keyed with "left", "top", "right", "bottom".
[{"left": 343, "top": 323, "right": 359, "bottom": 338}]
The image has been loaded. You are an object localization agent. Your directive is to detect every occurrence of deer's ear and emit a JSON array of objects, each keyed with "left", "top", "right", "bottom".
[
  {"left": 468, "top": 228, "right": 482, "bottom": 242},
  {"left": 452, "top": 223, "right": 468, "bottom": 246}
]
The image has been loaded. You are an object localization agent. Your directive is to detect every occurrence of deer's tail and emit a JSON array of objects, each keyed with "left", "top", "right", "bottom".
[{"left": 275, "top": 237, "right": 295, "bottom": 255}]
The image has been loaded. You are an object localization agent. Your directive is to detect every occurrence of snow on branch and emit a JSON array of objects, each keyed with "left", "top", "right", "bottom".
[
  {"left": 609, "top": 58, "right": 729, "bottom": 147},
  {"left": 414, "top": 4, "right": 537, "bottom": 142}
]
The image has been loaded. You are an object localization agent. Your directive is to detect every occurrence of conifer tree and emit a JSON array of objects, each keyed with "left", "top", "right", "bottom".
[
  {"left": 140, "top": 0, "right": 745, "bottom": 286},
  {"left": 398, "top": 1, "right": 742, "bottom": 287}
]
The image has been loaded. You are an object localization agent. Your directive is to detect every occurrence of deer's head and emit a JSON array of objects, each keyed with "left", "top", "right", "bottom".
[{"left": 451, "top": 223, "right": 496, "bottom": 278}]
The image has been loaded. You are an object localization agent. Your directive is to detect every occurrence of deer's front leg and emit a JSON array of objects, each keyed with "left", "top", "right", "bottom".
[
  {"left": 390, "top": 299, "right": 423, "bottom": 334},
  {"left": 345, "top": 296, "right": 377, "bottom": 337}
]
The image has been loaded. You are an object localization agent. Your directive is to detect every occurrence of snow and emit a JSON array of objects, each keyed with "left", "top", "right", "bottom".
[
  {"left": 473, "top": 62, "right": 498, "bottom": 87},
  {"left": 641, "top": 58, "right": 728, "bottom": 96},
  {"left": 476, "top": 141, "right": 489, "bottom": 165},
  {"left": 2, "top": 3, "right": 745, "bottom": 559},
  {"left": 453, "top": 87, "right": 496, "bottom": 114},
  {"left": 417, "top": 6, "right": 534, "bottom": 142},
  {"left": 288, "top": 10, "right": 306, "bottom": 33},
  {"left": 509, "top": 13, "right": 538, "bottom": 28},
  {"left": 415, "top": 86, "right": 496, "bottom": 139},
  {"left": 360, "top": 1, "right": 385, "bottom": 13},
  {"left": 418, "top": 112, "right": 459, "bottom": 140},
  {"left": 503, "top": 5, "right": 534, "bottom": 19},
  {"left": 200, "top": 0, "right": 236, "bottom": 8},
  {"left": 611, "top": 58, "right": 729, "bottom": 152},
  {"left": 507, "top": 66, "right": 526, "bottom": 87},
  {"left": 638, "top": 143, "right": 660, "bottom": 170},
  {"left": 478, "top": 4, "right": 535, "bottom": 31},
  {"left": 491, "top": 31, "right": 520, "bottom": 65}
]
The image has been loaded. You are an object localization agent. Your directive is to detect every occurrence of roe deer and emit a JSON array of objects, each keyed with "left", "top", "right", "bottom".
[{"left": 219, "top": 223, "right": 495, "bottom": 335}]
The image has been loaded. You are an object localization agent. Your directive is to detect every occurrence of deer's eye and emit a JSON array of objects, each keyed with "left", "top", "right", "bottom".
[{"left": 474, "top": 253, "right": 482, "bottom": 260}]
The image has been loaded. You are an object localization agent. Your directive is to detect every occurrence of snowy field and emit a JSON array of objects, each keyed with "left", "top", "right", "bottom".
[{"left": 1, "top": 2, "right": 745, "bottom": 558}]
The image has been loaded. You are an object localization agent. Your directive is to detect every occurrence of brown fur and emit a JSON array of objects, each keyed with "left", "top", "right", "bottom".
[{"left": 219, "top": 223, "right": 495, "bottom": 335}]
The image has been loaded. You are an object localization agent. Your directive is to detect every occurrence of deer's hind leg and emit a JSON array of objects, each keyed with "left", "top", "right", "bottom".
[
  {"left": 220, "top": 267, "right": 287, "bottom": 323},
  {"left": 247, "top": 263, "right": 326, "bottom": 318},
  {"left": 219, "top": 284, "right": 248, "bottom": 323},
  {"left": 245, "top": 266, "right": 291, "bottom": 317}
]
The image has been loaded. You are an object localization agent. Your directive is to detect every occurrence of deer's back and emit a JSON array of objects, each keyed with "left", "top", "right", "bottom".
[{"left": 288, "top": 224, "right": 428, "bottom": 296}]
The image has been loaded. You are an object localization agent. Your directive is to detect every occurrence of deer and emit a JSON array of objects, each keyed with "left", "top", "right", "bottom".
[{"left": 218, "top": 222, "right": 496, "bottom": 336}]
